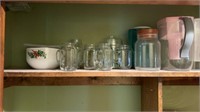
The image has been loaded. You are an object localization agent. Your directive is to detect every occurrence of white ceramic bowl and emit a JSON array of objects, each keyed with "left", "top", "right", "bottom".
[{"left": 26, "top": 47, "right": 59, "bottom": 69}]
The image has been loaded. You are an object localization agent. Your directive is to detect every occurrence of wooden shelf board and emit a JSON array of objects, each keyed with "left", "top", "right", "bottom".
[
  {"left": 4, "top": 77, "right": 141, "bottom": 88},
  {"left": 4, "top": 0, "right": 200, "bottom": 5},
  {"left": 4, "top": 69, "right": 200, "bottom": 77},
  {"left": 4, "top": 70, "right": 200, "bottom": 87}
]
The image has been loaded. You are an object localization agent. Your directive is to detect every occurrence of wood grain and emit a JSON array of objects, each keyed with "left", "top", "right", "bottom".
[
  {"left": 141, "top": 78, "right": 163, "bottom": 111},
  {"left": 4, "top": 77, "right": 141, "bottom": 88},
  {"left": 3, "top": 0, "right": 200, "bottom": 5},
  {"left": 4, "top": 69, "right": 200, "bottom": 77},
  {"left": 4, "top": 70, "right": 200, "bottom": 87},
  {"left": 0, "top": 3, "right": 5, "bottom": 112},
  {"left": 163, "top": 77, "right": 199, "bottom": 85},
  {"left": 3, "top": 77, "right": 199, "bottom": 88}
]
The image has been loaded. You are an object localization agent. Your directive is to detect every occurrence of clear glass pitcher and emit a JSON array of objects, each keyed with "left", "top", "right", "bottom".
[
  {"left": 57, "top": 42, "right": 78, "bottom": 71},
  {"left": 157, "top": 16, "right": 194, "bottom": 70}
]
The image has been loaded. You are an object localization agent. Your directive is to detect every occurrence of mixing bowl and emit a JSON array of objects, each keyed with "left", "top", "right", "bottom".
[{"left": 26, "top": 47, "right": 59, "bottom": 69}]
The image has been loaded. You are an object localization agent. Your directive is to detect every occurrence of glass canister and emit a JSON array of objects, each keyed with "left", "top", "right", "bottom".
[
  {"left": 135, "top": 29, "right": 161, "bottom": 70},
  {"left": 118, "top": 44, "right": 132, "bottom": 69},
  {"left": 57, "top": 42, "right": 78, "bottom": 71},
  {"left": 83, "top": 44, "right": 97, "bottom": 70},
  {"left": 128, "top": 26, "right": 151, "bottom": 68},
  {"left": 106, "top": 36, "right": 122, "bottom": 69},
  {"left": 192, "top": 18, "right": 200, "bottom": 69},
  {"left": 97, "top": 43, "right": 113, "bottom": 71}
]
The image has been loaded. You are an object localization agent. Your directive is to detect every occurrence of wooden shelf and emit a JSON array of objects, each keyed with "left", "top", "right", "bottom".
[
  {"left": 3, "top": 69, "right": 200, "bottom": 88},
  {"left": 4, "top": 69, "right": 200, "bottom": 77},
  {"left": 4, "top": 0, "right": 200, "bottom": 5}
]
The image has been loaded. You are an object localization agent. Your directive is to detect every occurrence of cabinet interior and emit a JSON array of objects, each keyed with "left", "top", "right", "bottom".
[{"left": 2, "top": 2, "right": 200, "bottom": 112}]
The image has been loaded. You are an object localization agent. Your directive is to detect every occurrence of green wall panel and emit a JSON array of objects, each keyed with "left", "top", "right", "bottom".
[{"left": 4, "top": 86, "right": 141, "bottom": 112}]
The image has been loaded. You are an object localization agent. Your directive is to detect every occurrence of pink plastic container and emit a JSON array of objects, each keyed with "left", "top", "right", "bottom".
[{"left": 157, "top": 16, "right": 194, "bottom": 70}]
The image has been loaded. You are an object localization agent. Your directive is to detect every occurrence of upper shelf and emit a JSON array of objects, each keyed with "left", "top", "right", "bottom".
[
  {"left": 3, "top": 0, "right": 200, "bottom": 5},
  {"left": 4, "top": 69, "right": 200, "bottom": 77}
]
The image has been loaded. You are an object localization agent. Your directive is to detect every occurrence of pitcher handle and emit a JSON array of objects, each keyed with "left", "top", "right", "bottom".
[
  {"left": 179, "top": 17, "right": 194, "bottom": 58},
  {"left": 56, "top": 49, "right": 65, "bottom": 63}
]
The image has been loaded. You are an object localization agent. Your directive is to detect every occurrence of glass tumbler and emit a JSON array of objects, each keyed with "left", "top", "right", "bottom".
[
  {"left": 97, "top": 43, "right": 113, "bottom": 71},
  {"left": 57, "top": 42, "right": 78, "bottom": 71},
  {"left": 84, "top": 44, "right": 97, "bottom": 70}
]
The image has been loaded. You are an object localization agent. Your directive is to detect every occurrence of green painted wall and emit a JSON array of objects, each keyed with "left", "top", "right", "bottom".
[{"left": 4, "top": 4, "right": 200, "bottom": 111}]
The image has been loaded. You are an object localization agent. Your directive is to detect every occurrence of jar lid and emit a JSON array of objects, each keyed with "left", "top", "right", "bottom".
[
  {"left": 138, "top": 29, "right": 158, "bottom": 39},
  {"left": 107, "top": 35, "right": 122, "bottom": 46}
]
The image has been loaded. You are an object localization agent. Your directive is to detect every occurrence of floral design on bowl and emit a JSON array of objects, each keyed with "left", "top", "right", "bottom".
[{"left": 28, "top": 50, "right": 47, "bottom": 59}]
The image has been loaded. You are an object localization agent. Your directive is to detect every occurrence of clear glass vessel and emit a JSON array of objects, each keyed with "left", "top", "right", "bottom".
[
  {"left": 118, "top": 44, "right": 132, "bottom": 69},
  {"left": 135, "top": 29, "right": 161, "bottom": 70},
  {"left": 83, "top": 44, "right": 97, "bottom": 70},
  {"left": 97, "top": 43, "right": 113, "bottom": 71},
  {"left": 57, "top": 42, "right": 78, "bottom": 71},
  {"left": 192, "top": 18, "right": 200, "bottom": 69},
  {"left": 70, "top": 39, "right": 83, "bottom": 69},
  {"left": 106, "top": 35, "right": 122, "bottom": 69}
]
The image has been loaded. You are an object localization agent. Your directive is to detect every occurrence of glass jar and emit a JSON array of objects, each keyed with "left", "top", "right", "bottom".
[
  {"left": 135, "top": 29, "right": 161, "bottom": 70},
  {"left": 118, "top": 44, "right": 132, "bottom": 69},
  {"left": 69, "top": 39, "right": 83, "bottom": 69},
  {"left": 106, "top": 35, "right": 122, "bottom": 68},
  {"left": 83, "top": 44, "right": 97, "bottom": 70},
  {"left": 97, "top": 43, "right": 113, "bottom": 71},
  {"left": 192, "top": 18, "right": 200, "bottom": 69},
  {"left": 57, "top": 42, "right": 78, "bottom": 71}
]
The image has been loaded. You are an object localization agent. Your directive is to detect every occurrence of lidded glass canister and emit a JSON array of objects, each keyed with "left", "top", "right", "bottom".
[
  {"left": 106, "top": 36, "right": 122, "bottom": 69},
  {"left": 83, "top": 44, "right": 97, "bottom": 70},
  {"left": 135, "top": 29, "right": 161, "bottom": 70}
]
